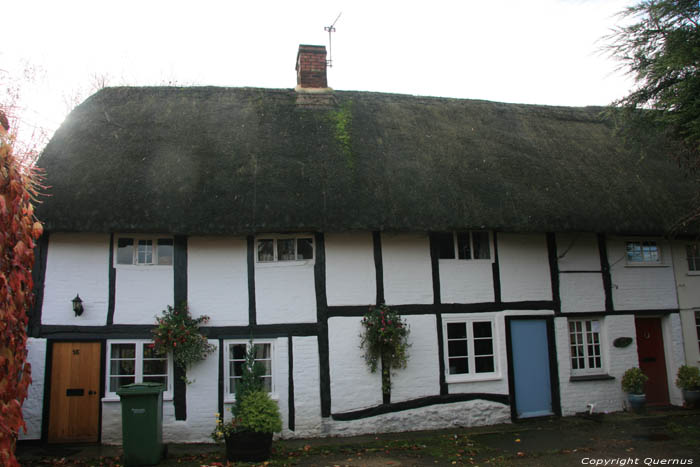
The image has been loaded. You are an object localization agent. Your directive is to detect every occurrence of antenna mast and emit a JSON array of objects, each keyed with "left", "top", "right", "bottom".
[{"left": 324, "top": 12, "right": 342, "bottom": 67}]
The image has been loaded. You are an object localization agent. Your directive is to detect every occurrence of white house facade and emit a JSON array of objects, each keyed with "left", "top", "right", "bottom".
[{"left": 21, "top": 45, "right": 699, "bottom": 444}]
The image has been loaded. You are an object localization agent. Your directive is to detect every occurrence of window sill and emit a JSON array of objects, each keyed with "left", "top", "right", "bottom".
[
  {"left": 102, "top": 395, "right": 174, "bottom": 402},
  {"left": 446, "top": 374, "right": 501, "bottom": 384},
  {"left": 687, "top": 271, "right": 700, "bottom": 276},
  {"left": 224, "top": 393, "right": 280, "bottom": 404},
  {"left": 569, "top": 374, "right": 615, "bottom": 382},
  {"left": 255, "top": 260, "right": 315, "bottom": 269},
  {"left": 114, "top": 264, "right": 173, "bottom": 271},
  {"left": 624, "top": 264, "right": 668, "bottom": 268}
]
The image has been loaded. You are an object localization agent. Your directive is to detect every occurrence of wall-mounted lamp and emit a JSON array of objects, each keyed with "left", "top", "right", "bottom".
[{"left": 72, "top": 294, "right": 84, "bottom": 317}]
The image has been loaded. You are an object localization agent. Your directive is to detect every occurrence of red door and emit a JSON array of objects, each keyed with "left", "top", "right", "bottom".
[{"left": 635, "top": 318, "right": 669, "bottom": 406}]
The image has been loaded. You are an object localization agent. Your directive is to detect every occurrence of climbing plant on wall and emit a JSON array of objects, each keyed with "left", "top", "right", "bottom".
[
  {"left": 0, "top": 113, "right": 43, "bottom": 466},
  {"left": 360, "top": 305, "right": 410, "bottom": 399}
]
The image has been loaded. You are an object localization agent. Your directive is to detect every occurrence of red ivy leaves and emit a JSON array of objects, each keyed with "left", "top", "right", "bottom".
[{"left": 0, "top": 125, "right": 43, "bottom": 466}]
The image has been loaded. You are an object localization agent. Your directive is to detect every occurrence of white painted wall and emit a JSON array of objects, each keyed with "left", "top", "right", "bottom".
[
  {"left": 113, "top": 266, "right": 173, "bottom": 324},
  {"left": 42, "top": 233, "right": 110, "bottom": 325},
  {"left": 439, "top": 260, "right": 494, "bottom": 304},
  {"left": 255, "top": 262, "right": 316, "bottom": 324},
  {"left": 559, "top": 273, "right": 605, "bottom": 313},
  {"left": 102, "top": 340, "right": 221, "bottom": 444},
  {"left": 555, "top": 315, "right": 639, "bottom": 416},
  {"left": 291, "top": 337, "right": 322, "bottom": 437},
  {"left": 608, "top": 237, "right": 678, "bottom": 311},
  {"left": 188, "top": 236, "right": 249, "bottom": 326},
  {"left": 325, "top": 233, "right": 376, "bottom": 306},
  {"left": 670, "top": 240, "right": 700, "bottom": 366},
  {"left": 328, "top": 316, "right": 382, "bottom": 413},
  {"left": 19, "top": 338, "right": 46, "bottom": 440},
  {"left": 498, "top": 233, "right": 552, "bottom": 302},
  {"left": 382, "top": 233, "right": 433, "bottom": 305},
  {"left": 390, "top": 315, "right": 440, "bottom": 403},
  {"left": 556, "top": 233, "right": 601, "bottom": 272},
  {"left": 662, "top": 313, "right": 685, "bottom": 406}
]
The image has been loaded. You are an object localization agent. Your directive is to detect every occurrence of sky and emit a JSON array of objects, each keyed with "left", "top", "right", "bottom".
[{"left": 3, "top": 0, "right": 636, "bottom": 150}]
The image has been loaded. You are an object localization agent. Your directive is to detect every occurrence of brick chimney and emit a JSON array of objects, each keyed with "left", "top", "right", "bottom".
[{"left": 296, "top": 45, "right": 328, "bottom": 90}]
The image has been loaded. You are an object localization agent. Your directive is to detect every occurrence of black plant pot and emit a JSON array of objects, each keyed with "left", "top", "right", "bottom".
[{"left": 225, "top": 431, "right": 273, "bottom": 462}]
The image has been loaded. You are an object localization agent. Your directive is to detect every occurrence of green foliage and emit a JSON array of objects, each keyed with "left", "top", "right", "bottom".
[
  {"left": 604, "top": 0, "right": 700, "bottom": 173},
  {"left": 676, "top": 364, "right": 700, "bottom": 390},
  {"left": 233, "top": 341, "right": 267, "bottom": 416},
  {"left": 329, "top": 101, "right": 354, "bottom": 168},
  {"left": 360, "top": 305, "right": 410, "bottom": 396},
  {"left": 237, "top": 390, "right": 282, "bottom": 434},
  {"left": 621, "top": 367, "right": 649, "bottom": 394},
  {"left": 152, "top": 303, "right": 215, "bottom": 372}
]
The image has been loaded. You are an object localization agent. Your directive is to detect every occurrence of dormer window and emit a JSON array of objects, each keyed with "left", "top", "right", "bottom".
[
  {"left": 435, "top": 231, "right": 491, "bottom": 260},
  {"left": 256, "top": 236, "right": 313, "bottom": 263},
  {"left": 117, "top": 236, "right": 173, "bottom": 266}
]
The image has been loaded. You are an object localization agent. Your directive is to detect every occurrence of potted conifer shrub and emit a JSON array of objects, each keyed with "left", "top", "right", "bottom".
[
  {"left": 621, "top": 367, "right": 648, "bottom": 411},
  {"left": 675, "top": 365, "right": 700, "bottom": 408},
  {"left": 211, "top": 342, "right": 282, "bottom": 462}
]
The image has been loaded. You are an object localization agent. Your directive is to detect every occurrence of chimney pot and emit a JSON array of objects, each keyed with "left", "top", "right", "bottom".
[{"left": 296, "top": 44, "right": 328, "bottom": 90}]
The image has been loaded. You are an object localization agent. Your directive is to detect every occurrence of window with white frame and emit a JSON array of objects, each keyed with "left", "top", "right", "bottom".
[
  {"left": 687, "top": 244, "right": 700, "bottom": 272},
  {"left": 695, "top": 310, "right": 700, "bottom": 352},
  {"left": 116, "top": 236, "right": 174, "bottom": 265},
  {"left": 107, "top": 341, "right": 171, "bottom": 397},
  {"left": 435, "top": 231, "right": 491, "bottom": 260},
  {"left": 256, "top": 236, "right": 313, "bottom": 263},
  {"left": 568, "top": 319, "right": 603, "bottom": 375},
  {"left": 443, "top": 315, "right": 498, "bottom": 382},
  {"left": 224, "top": 341, "right": 274, "bottom": 400},
  {"left": 625, "top": 240, "right": 660, "bottom": 265}
]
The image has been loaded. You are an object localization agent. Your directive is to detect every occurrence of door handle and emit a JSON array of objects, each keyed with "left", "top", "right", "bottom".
[{"left": 88, "top": 390, "right": 97, "bottom": 395}]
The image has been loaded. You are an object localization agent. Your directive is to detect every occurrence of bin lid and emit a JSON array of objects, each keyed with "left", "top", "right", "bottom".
[{"left": 116, "top": 382, "right": 165, "bottom": 396}]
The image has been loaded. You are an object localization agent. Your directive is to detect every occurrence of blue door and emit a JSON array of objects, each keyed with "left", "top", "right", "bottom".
[{"left": 510, "top": 319, "right": 553, "bottom": 418}]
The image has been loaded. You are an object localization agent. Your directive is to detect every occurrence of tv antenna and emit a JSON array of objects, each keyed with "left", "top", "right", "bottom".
[{"left": 324, "top": 12, "right": 342, "bottom": 67}]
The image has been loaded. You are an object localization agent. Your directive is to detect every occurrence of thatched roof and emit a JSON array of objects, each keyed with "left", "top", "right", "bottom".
[{"left": 36, "top": 86, "right": 697, "bottom": 235}]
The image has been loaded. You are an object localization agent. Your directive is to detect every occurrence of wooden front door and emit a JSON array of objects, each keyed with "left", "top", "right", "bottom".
[
  {"left": 635, "top": 318, "right": 670, "bottom": 406},
  {"left": 48, "top": 342, "right": 101, "bottom": 443}
]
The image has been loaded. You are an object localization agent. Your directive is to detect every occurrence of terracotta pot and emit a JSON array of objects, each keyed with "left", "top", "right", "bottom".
[{"left": 225, "top": 431, "right": 273, "bottom": 462}]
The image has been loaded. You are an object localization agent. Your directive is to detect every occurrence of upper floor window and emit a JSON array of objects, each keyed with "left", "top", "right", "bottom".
[
  {"left": 256, "top": 236, "right": 313, "bottom": 263},
  {"left": 442, "top": 315, "right": 499, "bottom": 382},
  {"left": 106, "top": 340, "right": 172, "bottom": 398},
  {"left": 687, "top": 244, "right": 700, "bottom": 272},
  {"left": 117, "top": 236, "right": 173, "bottom": 265},
  {"left": 625, "top": 240, "right": 660, "bottom": 265},
  {"left": 695, "top": 310, "right": 700, "bottom": 352},
  {"left": 435, "top": 231, "right": 491, "bottom": 260},
  {"left": 224, "top": 340, "right": 274, "bottom": 400},
  {"left": 568, "top": 319, "right": 603, "bottom": 375}
]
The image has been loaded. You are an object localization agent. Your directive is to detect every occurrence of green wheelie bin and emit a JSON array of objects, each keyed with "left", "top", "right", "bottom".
[{"left": 116, "top": 382, "right": 165, "bottom": 466}]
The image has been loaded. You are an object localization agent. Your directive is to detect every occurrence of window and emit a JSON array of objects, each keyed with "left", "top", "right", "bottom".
[
  {"left": 687, "top": 244, "right": 700, "bottom": 272},
  {"left": 435, "top": 231, "right": 490, "bottom": 260},
  {"left": 696, "top": 310, "right": 700, "bottom": 352},
  {"left": 443, "top": 315, "right": 499, "bottom": 382},
  {"left": 224, "top": 341, "right": 274, "bottom": 400},
  {"left": 625, "top": 240, "right": 660, "bottom": 264},
  {"left": 107, "top": 341, "right": 171, "bottom": 397},
  {"left": 256, "top": 236, "right": 313, "bottom": 263},
  {"left": 568, "top": 319, "right": 603, "bottom": 375},
  {"left": 116, "top": 236, "right": 173, "bottom": 265}
]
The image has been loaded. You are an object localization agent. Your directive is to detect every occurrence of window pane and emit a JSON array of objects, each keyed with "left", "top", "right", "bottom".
[
  {"left": 157, "top": 239, "right": 173, "bottom": 265},
  {"left": 474, "top": 339, "right": 493, "bottom": 356},
  {"left": 143, "top": 376, "right": 167, "bottom": 386},
  {"left": 111, "top": 343, "right": 135, "bottom": 359},
  {"left": 435, "top": 232, "right": 455, "bottom": 259},
  {"left": 695, "top": 311, "right": 700, "bottom": 345},
  {"left": 297, "top": 238, "right": 313, "bottom": 260},
  {"left": 261, "top": 376, "right": 272, "bottom": 392},
  {"left": 143, "top": 360, "right": 167, "bottom": 375},
  {"left": 117, "top": 238, "right": 134, "bottom": 264},
  {"left": 449, "top": 357, "right": 468, "bottom": 374},
  {"left": 687, "top": 244, "right": 699, "bottom": 271},
  {"left": 230, "top": 344, "right": 246, "bottom": 360},
  {"left": 110, "top": 376, "right": 135, "bottom": 392},
  {"left": 257, "top": 240, "right": 274, "bottom": 262},
  {"left": 229, "top": 377, "right": 238, "bottom": 394},
  {"left": 642, "top": 241, "right": 659, "bottom": 262},
  {"left": 473, "top": 322, "right": 492, "bottom": 338},
  {"left": 475, "top": 356, "right": 494, "bottom": 373},
  {"left": 448, "top": 340, "right": 468, "bottom": 357},
  {"left": 456, "top": 232, "right": 471, "bottom": 260},
  {"left": 278, "top": 239, "right": 295, "bottom": 261},
  {"left": 110, "top": 360, "right": 135, "bottom": 376},
  {"left": 626, "top": 241, "right": 642, "bottom": 262},
  {"left": 472, "top": 231, "right": 490, "bottom": 259},
  {"left": 143, "top": 344, "right": 166, "bottom": 359},
  {"left": 447, "top": 322, "right": 466, "bottom": 339},
  {"left": 137, "top": 240, "right": 153, "bottom": 264},
  {"left": 230, "top": 360, "right": 244, "bottom": 378},
  {"left": 258, "top": 360, "right": 272, "bottom": 376},
  {"left": 253, "top": 344, "right": 271, "bottom": 359}
]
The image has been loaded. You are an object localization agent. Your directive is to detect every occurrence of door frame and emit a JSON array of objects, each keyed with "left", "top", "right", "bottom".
[
  {"left": 505, "top": 315, "right": 561, "bottom": 421},
  {"left": 41, "top": 339, "right": 106, "bottom": 443},
  {"left": 634, "top": 316, "right": 670, "bottom": 406}
]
